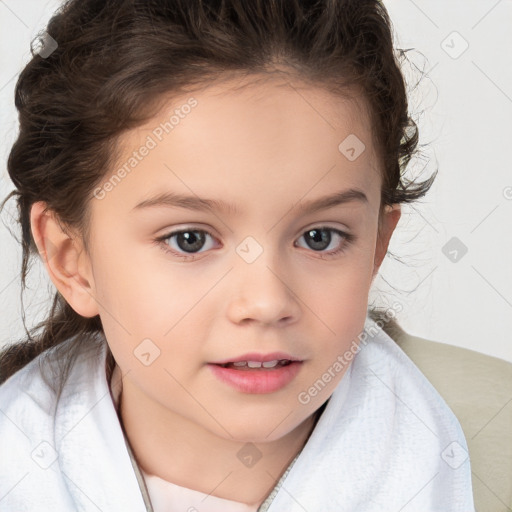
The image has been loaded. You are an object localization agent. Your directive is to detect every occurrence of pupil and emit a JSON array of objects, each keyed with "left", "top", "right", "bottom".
[
  {"left": 306, "top": 228, "right": 330, "bottom": 250},
  {"left": 177, "top": 231, "right": 205, "bottom": 253}
]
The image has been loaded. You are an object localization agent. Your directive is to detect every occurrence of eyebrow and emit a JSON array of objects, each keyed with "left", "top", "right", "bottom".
[{"left": 131, "top": 188, "right": 368, "bottom": 216}]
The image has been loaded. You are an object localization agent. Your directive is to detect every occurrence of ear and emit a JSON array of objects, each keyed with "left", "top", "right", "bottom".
[
  {"left": 30, "top": 201, "right": 99, "bottom": 318},
  {"left": 373, "top": 203, "right": 401, "bottom": 277}
]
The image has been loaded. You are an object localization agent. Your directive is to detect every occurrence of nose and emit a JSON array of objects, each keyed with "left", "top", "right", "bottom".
[{"left": 226, "top": 252, "right": 301, "bottom": 327}]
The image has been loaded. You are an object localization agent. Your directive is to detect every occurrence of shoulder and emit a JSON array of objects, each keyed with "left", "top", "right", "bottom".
[
  {"left": 0, "top": 334, "right": 107, "bottom": 453},
  {"left": 0, "top": 342, "right": 60, "bottom": 418},
  {"left": 354, "top": 314, "right": 468, "bottom": 439},
  {"left": 0, "top": 334, "right": 110, "bottom": 507}
]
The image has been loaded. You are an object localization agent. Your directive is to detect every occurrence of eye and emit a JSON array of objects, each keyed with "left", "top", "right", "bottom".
[
  {"left": 154, "top": 225, "right": 355, "bottom": 261},
  {"left": 154, "top": 228, "right": 218, "bottom": 260},
  {"left": 295, "top": 226, "right": 355, "bottom": 258}
]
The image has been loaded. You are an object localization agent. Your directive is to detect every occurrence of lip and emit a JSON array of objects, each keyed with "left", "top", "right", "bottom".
[
  {"left": 209, "top": 352, "right": 301, "bottom": 365},
  {"left": 208, "top": 360, "right": 303, "bottom": 394}
]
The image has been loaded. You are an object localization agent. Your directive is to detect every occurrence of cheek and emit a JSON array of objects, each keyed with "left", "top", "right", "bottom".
[
  {"left": 92, "top": 246, "right": 188, "bottom": 327},
  {"left": 91, "top": 252, "right": 206, "bottom": 369},
  {"left": 312, "top": 251, "right": 375, "bottom": 306},
  {"left": 303, "top": 257, "right": 374, "bottom": 351}
]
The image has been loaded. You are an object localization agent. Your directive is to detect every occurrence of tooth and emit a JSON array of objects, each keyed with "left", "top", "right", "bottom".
[
  {"left": 247, "top": 361, "right": 263, "bottom": 368},
  {"left": 262, "top": 360, "right": 278, "bottom": 368},
  {"left": 232, "top": 361, "right": 247, "bottom": 367}
]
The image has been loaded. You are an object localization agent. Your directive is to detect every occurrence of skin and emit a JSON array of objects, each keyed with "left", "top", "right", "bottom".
[{"left": 30, "top": 75, "right": 401, "bottom": 506}]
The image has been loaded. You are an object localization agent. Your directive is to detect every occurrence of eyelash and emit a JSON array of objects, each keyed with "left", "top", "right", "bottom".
[{"left": 153, "top": 226, "right": 356, "bottom": 261}]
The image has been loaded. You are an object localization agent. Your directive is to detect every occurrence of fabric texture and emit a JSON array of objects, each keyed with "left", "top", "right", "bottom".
[
  {"left": 0, "top": 315, "right": 475, "bottom": 511},
  {"left": 380, "top": 318, "right": 512, "bottom": 512}
]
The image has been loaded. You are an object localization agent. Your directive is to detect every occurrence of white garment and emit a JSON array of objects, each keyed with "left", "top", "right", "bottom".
[
  {"left": 0, "top": 315, "right": 475, "bottom": 511},
  {"left": 140, "top": 468, "right": 260, "bottom": 512}
]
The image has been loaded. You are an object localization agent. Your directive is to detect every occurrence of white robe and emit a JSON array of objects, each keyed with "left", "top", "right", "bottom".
[{"left": 0, "top": 315, "right": 475, "bottom": 511}]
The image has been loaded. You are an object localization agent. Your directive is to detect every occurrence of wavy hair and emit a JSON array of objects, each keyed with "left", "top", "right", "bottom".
[{"left": 0, "top": 0, "right": 435, "bottom": 387}]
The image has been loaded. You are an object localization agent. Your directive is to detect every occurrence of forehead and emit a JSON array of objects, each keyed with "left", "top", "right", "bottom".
[
  {"left": 93, "top": 74, "right": 381, "bottom": 220},
  {"left": 169, "top": 73, "right": 375, "bottom": 147}
]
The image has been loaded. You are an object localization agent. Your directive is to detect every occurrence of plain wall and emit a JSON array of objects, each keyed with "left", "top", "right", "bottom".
[{"left": 0, "top": 0, "right": 511, "bottom": 362}]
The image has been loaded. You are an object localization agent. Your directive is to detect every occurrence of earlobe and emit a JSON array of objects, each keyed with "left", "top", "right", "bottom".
[
  {"left": 373, "top": 204, "right": 401, "bottom": 277},
  {"left": 30, "top": 201, "right": 99, "bottom": 318}
]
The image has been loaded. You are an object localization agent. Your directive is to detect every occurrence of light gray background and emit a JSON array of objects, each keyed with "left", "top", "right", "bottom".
[{"left": 1, "top": 1, "right": 511, "bottom": 361}]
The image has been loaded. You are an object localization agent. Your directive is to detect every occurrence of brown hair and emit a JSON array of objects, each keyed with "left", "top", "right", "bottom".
[{"left": 0, "top": 0, "right": 434, "bottom": 387}]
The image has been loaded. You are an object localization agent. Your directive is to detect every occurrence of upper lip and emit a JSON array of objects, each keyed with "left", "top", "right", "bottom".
[{"left": 209, "top": 352, "right": 302, "bottom": 365}]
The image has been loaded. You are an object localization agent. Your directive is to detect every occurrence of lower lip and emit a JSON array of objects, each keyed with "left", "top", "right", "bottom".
[{"left": 207, "top": 362, "right": 303, "bottom": 394}]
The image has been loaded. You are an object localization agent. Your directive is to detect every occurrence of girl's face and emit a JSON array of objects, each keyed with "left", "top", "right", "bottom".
[{"left": 76, "top": 77, "right": 400, "bottom": 441}]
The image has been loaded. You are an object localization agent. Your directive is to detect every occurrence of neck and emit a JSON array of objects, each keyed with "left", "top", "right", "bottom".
[{"left": 116, "top": 375, "right": 322, "bottom": 507}]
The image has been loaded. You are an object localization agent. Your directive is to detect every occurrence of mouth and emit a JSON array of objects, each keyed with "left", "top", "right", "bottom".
[
  {"left": 216, "top": 359, "right": 295, "bottom": 370},
  {"left": 207, "top": 355, "right": 303, "bottom": 393}
]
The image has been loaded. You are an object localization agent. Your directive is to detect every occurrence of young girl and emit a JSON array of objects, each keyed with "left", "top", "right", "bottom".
[{"left": 0, "top": 0, "right": 475, "bottom": 510}]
